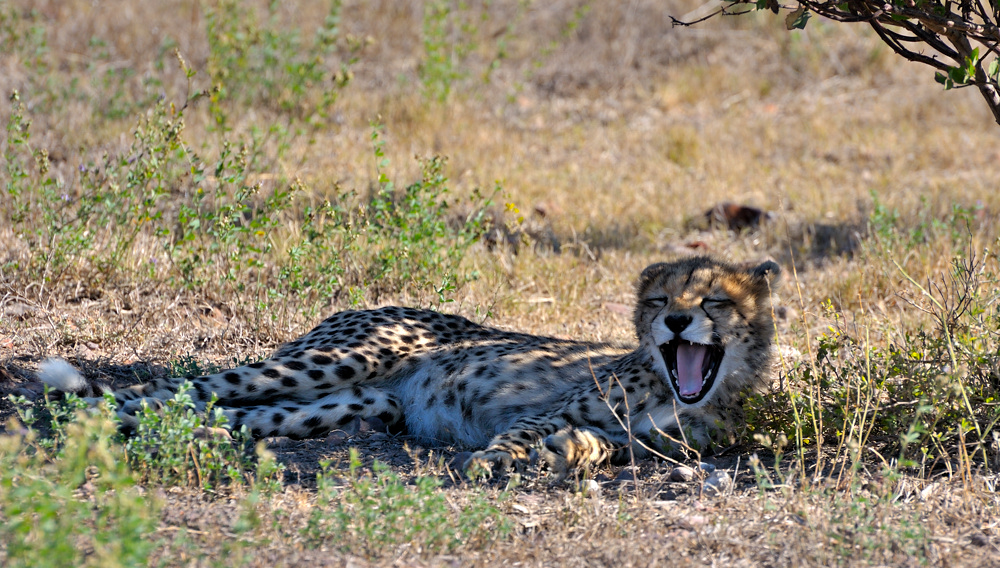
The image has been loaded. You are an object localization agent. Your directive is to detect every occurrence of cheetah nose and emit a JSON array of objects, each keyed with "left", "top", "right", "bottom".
[{"left": 664, "top": 314, "right": 692, "bottom": 334}]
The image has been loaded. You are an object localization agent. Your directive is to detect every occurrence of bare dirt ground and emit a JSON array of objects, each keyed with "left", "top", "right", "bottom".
[{"left": 2, "top": 1, "right": 1000, "bottom": 566}]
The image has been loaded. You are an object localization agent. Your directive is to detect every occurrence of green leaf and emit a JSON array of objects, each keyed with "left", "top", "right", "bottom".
[
  {"left": 965, "top": 50, "right": 979, "bottom": 78},
  {"left": 934, "top": 71, "right": 953, "bottom": 90},
  {"left": 785, "top": 7, "right": 811, "bottom": 30},
  {"left": 988, "top": 59, "right": 999, "bottom": 78},
  {"left": 948, "top": 66, "right": 968, "bottom": 84}
]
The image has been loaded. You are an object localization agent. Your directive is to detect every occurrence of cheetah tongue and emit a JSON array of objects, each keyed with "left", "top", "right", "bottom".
[{"left": 676, "top": 343, "right": 707, "bottom": 397}]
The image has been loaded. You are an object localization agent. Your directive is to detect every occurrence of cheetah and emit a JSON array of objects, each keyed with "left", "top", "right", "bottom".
[{"left": 39, "top": 256, "right": 780, "bottom": 479}]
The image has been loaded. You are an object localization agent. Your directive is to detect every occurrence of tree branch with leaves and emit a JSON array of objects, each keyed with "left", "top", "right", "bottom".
[{"left": 674, "top": 0, "right": 1000, "bottom": 125}]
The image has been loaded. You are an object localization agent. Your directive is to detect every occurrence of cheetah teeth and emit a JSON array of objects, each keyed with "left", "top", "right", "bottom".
[{"left": 659, "top": 339, "right": 724, "bottom": 402}]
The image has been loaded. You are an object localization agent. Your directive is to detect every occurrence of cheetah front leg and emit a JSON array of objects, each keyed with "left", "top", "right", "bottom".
[
  {"left": 463, "top": 415, "right": 570, "bottom": 478},
  {"left": 463, "top": 419, "right": 622, "bottom": 483},
  {"left": 537, "top": 427, "right": 619, "bottom": 483}
]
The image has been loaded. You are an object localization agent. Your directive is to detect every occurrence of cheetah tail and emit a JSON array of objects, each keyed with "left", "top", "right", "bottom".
[{"left": 37, "top": 358, "right": 110, "bottom": 398}]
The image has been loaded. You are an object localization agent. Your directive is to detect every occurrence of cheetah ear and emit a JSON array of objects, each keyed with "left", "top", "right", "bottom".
[
  {"left": 639, "top": 263, "right": 668, "bottom": 282},
  {"left": 749, "top": 260, "right": 781, "bottom": 285}
]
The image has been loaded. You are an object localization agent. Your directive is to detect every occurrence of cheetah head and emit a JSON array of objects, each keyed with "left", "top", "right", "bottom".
[{"left": 634, "top": 257, "right": 780, "bottom": 407}]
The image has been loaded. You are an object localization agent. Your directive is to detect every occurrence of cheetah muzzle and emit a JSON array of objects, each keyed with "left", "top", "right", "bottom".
[{"left": 37, "top": 256, "right": 780, "bottom": 482}]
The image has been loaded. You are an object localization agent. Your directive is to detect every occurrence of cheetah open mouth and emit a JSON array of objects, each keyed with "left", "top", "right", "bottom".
[{"left": 659, "top": 339, "right": 724, "bottom": 404}]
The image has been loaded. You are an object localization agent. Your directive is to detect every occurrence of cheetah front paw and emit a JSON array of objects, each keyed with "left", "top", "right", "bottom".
[
  {"left": 538, "top": 428, "right": 613, "bottom": 483},
  {"left": 463, "top": 448, "right": 530, "bottom": 479}
]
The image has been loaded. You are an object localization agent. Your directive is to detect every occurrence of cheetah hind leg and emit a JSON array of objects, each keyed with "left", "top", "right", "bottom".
[
  {"left": 37, "top": 359, "right": 171, "bottom": 434},
  {"left": 222, "top": 385, "right": 404, "bottom": 440}
]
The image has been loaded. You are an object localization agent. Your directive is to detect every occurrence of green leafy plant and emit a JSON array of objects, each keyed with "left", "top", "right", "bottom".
[
  {"left": 359, "top": 121, "right": 494, "bottom": 303},
  {"left": 749, "top": 246, "right": 1000, "bottom": 484},
  {"left": 205, "top": 0, "right": 359, "bottom": 130},
  {"left": 303, "top": 449, "right": 511, "bottom": 556},
  {"left": 3, "top": 81, "right": 495, "bottom": 327},
  {"left": 124, "top": 382, "right": 284, "bottom": 491},
  {"left": 0, "top": 413, "right": 158, "bottom": 568}
]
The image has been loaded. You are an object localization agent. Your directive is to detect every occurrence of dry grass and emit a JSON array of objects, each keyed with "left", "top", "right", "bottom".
[{"left": 2, "top": 0, "right": 1000, "bottom": 566}]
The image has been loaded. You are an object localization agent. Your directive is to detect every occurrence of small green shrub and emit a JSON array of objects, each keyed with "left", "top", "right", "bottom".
[
  {"left": 10, "top": 380, "right": 283, "bottom": 494},
  {"left": 2, "top": 85, "right": 495, "bottom": 318},
  {"left": 303, "top": 449, "right": 511, "bottom": 556},
  {"left": 750, "top": 248, "right": 1000, "bottom": 477},
  {"left": 205, "top": 0, "right": 358, "bottom": 129},
  {"left": 358, "top": 122, "right": 494, "bottom": 303},
  {"left": 125, "top": 383, "right": 284, "bottom": 491},
  {"left": 0, "top": 413, "right": 158, "bottom": 568},
  {"left": 7, "top": 388, "right": 89, "bottom": 455}
]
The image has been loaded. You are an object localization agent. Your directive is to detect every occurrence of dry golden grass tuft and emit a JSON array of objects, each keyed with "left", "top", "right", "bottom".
[{"left": 2, "top": 1, "right": 1000, "bottom": 566}]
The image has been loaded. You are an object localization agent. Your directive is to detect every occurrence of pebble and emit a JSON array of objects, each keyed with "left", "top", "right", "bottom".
[
  {"left": 4, "top": 303, "right": 34, "bottom": 319},
  {"left": 702, "top": 470, "right": 732, "bottom": 497},
  {"left": 614, "top": 467, "right": 639, "bottom": 485},
  {"left": 669, "top": 466, "right": 695, "bottom": 482},
  {"left": 449, "top": 451, "right": 474, "bottom": 471},
  {"left": 361, "top": 417, "right": 387, "bottom": 433},
  {"left": 325, "top": 431, "right": 349, "bottom": 446},
  {"left": 578, "top": 479, "right": 601, "bottom": 495},
  {"left": 677, "top": 514, "right": 709, "bottom": 530},
  {"left": 266, "top": 436, "right": 293, "bottom": 448},
  {"left": 657, "top": 489, "right": 678, "bottom": 501},
  {"left": 698, "top": 462, "right": 716, "bottom": 474}
]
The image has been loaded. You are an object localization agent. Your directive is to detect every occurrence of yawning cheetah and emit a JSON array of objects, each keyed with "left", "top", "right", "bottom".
[{"left": 40, "top": 256, "right": 780, "bottom": 478}]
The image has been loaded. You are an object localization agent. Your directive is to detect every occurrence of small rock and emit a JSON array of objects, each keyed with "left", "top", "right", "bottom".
[
  {"left": 578, "top": 479, "right": 601, "bottom": 495},
  {"left": 86, "top": 341, "right": 99, "bottom": 350},
  {"left": 702, "top": 470, "right": 732, "bottom": 497},
  {"left": 969, "top": 533, "right": 990, "bottom": 547},
  {"left": 656, "top": 490, "right": 678, "bottom": 501},
  {"left": 4, "top": 303, "right": 35, "bottom": 319},
  {"left": 340, "top": 416, "right": 362, "bottom": 435},
  {"left": 677, "top": 514, "right": 709, "bottom": 530},
  {"left": 698, "top": 462, "right": 716, "bottom": 474},
  {"left": 614, "top": 467, "right": 639, "bottom": 485},
  {"left": 266, "top": 436, "right": 293, "bottom": 448},
  {"left": 361, "top": 417, "right": 388, "bottom": 433},
  {"left": 449, "top": 451, "right": 474, "bottom": 472},
  {"left": 325, "top": 431, "right": 349, "bottom": 446},
  {"left": 192, "top": 427, "right": 231, "bottom": 441},
  {"left": 669, "top": 466, "right": 695, "bottom": 482}
]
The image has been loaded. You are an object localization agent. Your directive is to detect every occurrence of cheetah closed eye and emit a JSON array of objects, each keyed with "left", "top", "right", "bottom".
[{"left": 38, "top": 256, "right": 780, "bottom": 480}]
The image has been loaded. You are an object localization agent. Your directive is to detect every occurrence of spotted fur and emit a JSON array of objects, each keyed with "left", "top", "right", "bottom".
[{"left": 39, "top": 257, "right": 779, "bottom": 478}]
